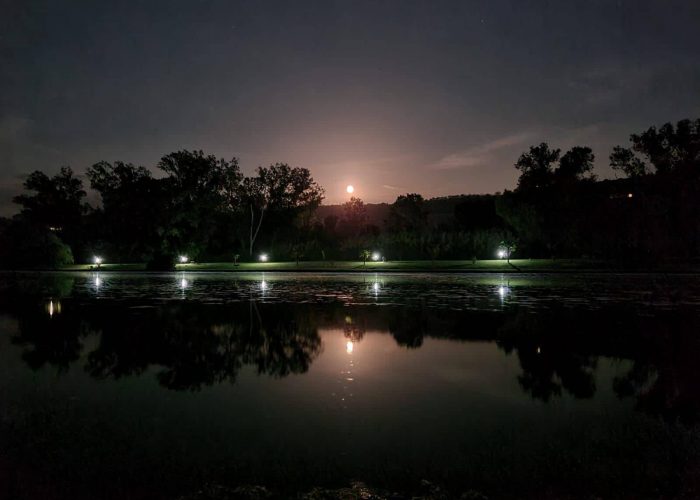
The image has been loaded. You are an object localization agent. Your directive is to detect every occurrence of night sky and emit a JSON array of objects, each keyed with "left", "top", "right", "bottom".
[{"left": 2, "top": 0, "right": 699, "bottom": 214}]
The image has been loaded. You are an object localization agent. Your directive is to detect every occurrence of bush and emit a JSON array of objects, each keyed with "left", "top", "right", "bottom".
[{"left": 0, "top": 220, "right": 74, "bottom": 269}]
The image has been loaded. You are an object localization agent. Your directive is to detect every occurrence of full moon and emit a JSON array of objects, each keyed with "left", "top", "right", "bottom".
[{"left": 346, "top": 185, "right": 354, "bottom": 194}]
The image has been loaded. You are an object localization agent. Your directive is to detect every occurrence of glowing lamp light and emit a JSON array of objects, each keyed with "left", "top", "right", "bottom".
[
  {"left": 346, "top": 341, "right": 354, "bottom": 354},
  {"left": 179, "top": 255, "right": 189, "bottom": 263},
  {"left": 259, "top": 253, "right": 269, "bottom": 262},
  {"left": 371, "top": 252, "right": 381, "bottom": 261},
  {"left": 180, "top": 278, "right": 188, "bottom": 290},
  {"left": 346, "top": 185, "right": 354, "bottom": 194},
  {"left": 497, "top": 249, "right": 506, "bottom": 259},
  {"left": 94, "top": 256, "right": 103, "bottom": 265}
]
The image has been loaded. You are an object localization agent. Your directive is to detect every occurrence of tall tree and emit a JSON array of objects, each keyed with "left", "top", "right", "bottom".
[
  {"left": 514, "top": 143, "right": 560, "bottom": 191},
  {"left": 240, "top": 163, "right": 324, "bottom": 257},
  {"left": 88, "top": 161, "right": 153, "bottom": 195},
  {"left": 624, "top": 118, "right": 700, "bottom": 176},
  {"left": 609, "top": 146, "right": 648, "bottom": 178},
  {"left": 155, "top": 150, "right": 243, "bottom": 263},
  {"left": 387, "top": 193, "right": 428, "bottom": 232},
  {"left": 557, "top": 146, "right": 596, "bottom": 182},
  {"left": 158, "top": 150, "right": 242, "bottom": 205},
  {"left": 341, "top": 196, "right": 367, "bottom": 236},
  {"left": 13, "top": 166, "right": 87, "bottom": 231},
  {"left": 86, "top": 161, "right": 158, "bottom": 260}
]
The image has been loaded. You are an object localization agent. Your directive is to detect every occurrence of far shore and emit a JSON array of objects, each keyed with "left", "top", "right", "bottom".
[{"left": 12, "top": 258, "right": 697, "bottom": 274}]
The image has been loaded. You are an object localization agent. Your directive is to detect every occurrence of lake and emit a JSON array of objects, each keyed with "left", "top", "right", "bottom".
[{"left": 1, "top": 272, "right": 699, "bottom": 499}]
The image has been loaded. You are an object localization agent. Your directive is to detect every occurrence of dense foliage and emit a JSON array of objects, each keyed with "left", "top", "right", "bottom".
[{"left": 1, "top": 117, "right": 699, "bottom": 268}]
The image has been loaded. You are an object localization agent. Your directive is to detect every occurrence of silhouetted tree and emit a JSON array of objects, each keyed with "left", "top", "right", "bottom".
[
  {"left": 514, "top": 143, "right": 560, "bottom": 191},
  {"left": 341, "top": 197, "right": 367, "bottom": 236},
  {"left": 240, "top": 163, "right": 324, "bottom": 257},
  {"left": 387, "top": 193, "right": 428, "bottom": 233},
  {"left": 630, "top": 118, "right": 700, "bottom": 175},
  {"left": 12, "top": 167, "right": 88, "bottom": 255},
  {"left": 557, "top": 146, "right": 596, "bottom": 182},
  {"left": 87, "top": 161, "right": 159, "bottom": 261},
  {"left": 155, "top": 150, "right": 243, "bottom": 267},
  {"left": 13, "top": 167, "right": 87, "bottom": 231},
  {"left": 609, "top": 146, "right": 648, "bottom": 178}
]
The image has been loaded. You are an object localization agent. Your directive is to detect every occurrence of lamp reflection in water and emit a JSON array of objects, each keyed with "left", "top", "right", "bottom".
[
  {"left": 179, "top": 274, "right": 189, "bottom": 297},
  {"left": 370, "top": 274, "right": 382, "bottom": 298},
  {"left": 346, "top": 340, "right": 354, "bottom": 354},
  {"left": 259, "top": 272, "right": 269, "bottom": 294},
  {"left": 91, "top": 272, "right": 102, "bottom": 293},
  {"left": 46, "top": 299, "right": 61, "bottom": 317},
  {"left": 496, "top": 275, "right": 510, "bottom": 304}
]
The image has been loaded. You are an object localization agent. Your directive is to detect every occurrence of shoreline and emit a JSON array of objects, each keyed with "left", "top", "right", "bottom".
[{"left": 2, "top": 259, "right": 698, "bottom": 274}]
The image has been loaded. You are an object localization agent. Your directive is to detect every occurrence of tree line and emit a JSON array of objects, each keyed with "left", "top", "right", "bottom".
[{"left": 1, "top": 116, "right": 699, "bottom": 268}]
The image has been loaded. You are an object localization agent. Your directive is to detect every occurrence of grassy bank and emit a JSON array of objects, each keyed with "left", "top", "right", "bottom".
[{"left": 58, "top": 258, "right": 628, "bottom": 273}]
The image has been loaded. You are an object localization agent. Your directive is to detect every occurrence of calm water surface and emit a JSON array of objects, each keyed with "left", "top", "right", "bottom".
[{"left": 1, "top": 272, "right": 699, "bottom": 499}]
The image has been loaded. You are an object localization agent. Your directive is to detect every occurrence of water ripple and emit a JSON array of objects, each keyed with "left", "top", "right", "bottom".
[{"left": 12, "top": 271, "right": 699, "bottom": 312}]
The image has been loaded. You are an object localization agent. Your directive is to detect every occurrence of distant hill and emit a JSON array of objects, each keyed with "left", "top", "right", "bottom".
[{"left": 315, "top": 194, "right": 502, "bottom": 228}]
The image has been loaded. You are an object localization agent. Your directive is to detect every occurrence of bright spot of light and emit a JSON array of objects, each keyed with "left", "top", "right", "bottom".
[
  {"left": 373, "top": 282, "right": 380, "bottom": 293},
  {"left": 94, "top": 256, "right": 103, "bottom": 265},
  {"left": 346, "top": 185, "right": 354, "bottom": 194},
  {"left": 259, "top": 253, "right": 268, "bottom": 262},
  {"left": 371, "top": 252, "right": 380, "bottom": 261},
  {"left": 46, "top": 299, "right": 61, "bottom": 318},
  {"left": 47, "top": 300, "right": 62, "bottom": 317},
  {"left": 627, "top": 193, "right": 634, "bottom": 198},
  {"left": 179, "top": 255, "right": 189, "bottom": 263},
  {"left": 497, "top": 249, "right": 506, "bottom": 259},
  {"left": 346, "top": 341, "right": 354, "bottom": 354},
  {"left": 260, "top": 280, "right": 268, "bottom": 291},
  {"left": 537, "top": 346, "right": 541, "bottom": 354},
  {"left": 180, "top": 278, "right": 188, "bottom": 289},
  {"left": 95, "top": 275, "right": 102, "bottom": 288},
  {"left": 498, "top": 286, "right": 508, "bottom": 297}
]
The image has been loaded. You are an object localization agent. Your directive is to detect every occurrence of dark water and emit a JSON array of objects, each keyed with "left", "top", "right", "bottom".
[{"left": 1, "top": 272, "right": 700, "bottom": 499}]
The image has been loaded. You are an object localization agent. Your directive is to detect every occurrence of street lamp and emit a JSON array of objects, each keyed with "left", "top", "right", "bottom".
[
  {"left": 259, "top": 253, "right": 269, "bottom": 262},
  {"left": 94, "top": 256, "right": 103, "bottom": 268},
  {"left": 371, "top": 252, "right": 381, "bottom": 262},
  {"left": 179, "top": 255, "right": 189, "bottom": 264}
]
